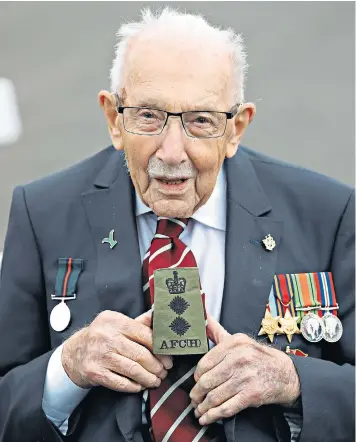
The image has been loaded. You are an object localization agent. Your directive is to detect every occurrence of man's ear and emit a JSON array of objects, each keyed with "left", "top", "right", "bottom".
[
  {"left": 226, "top": 102, "right": 256, "bottom": 158},
  {"left": 98, "top": 90, "right": 123, "bottom": 150}
]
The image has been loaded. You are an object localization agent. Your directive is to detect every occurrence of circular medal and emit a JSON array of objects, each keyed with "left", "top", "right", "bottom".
[
  {"left": 323, "top": 313, "right": 343, "bottom": 343},
  {"left": 300, "top": 313, "right": 325, "bottom": 343},
  {"left": 50, "top": 300, "right": 71, "bottom": 332}
]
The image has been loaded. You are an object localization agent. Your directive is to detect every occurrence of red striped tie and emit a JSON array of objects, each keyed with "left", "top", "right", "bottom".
[{"left": 142, "top": 217, "right": 214, "bottom": 442}]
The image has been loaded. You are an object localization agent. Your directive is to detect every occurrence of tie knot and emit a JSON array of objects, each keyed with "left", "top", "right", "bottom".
[{"left": 155, "top": 217, "right": 188, "bottom": 238}]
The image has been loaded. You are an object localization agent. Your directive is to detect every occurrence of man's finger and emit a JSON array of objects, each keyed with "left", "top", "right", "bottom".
[
  {"left": 95, "top": 369, "right": 143, "bottom": 393},
  {"left": 135, "top": 310, "right": 153, "bottom": 327},
  {"left": 194, "top": 379, "right": 239, "bottom": 417},
  {"left": 190, "top": 360, "right": 232, "bottom": 404},
  {"left": 113, "top": 336, "right": 167, "bottom": 379},
  {"left": 108, "top": 353, "right": 162, "bottom": 388},
  {"left": 156, "top": 354, "right": 173, "bottom": 370},
  {"left": 193, "top": 347, "right": 224, "bottom": 383},
  {"left": 193, "top": 323, "right": 231, "bottom": 383},
  {"left": 198, "top": 393, "right": 247, "bottom": 426},
  {"left": 135, "top": 310, "right": 173, "bottom": 370},
  {"left": 206, "top": 313, "right": 230, "bottom": 344}
]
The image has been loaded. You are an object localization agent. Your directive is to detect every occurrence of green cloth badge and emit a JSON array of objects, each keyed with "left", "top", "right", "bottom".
[{"left": 153, "top": 268, "right": 209, "bottom": 355}]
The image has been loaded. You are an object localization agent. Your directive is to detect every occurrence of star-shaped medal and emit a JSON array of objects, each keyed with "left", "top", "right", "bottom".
[
  {"left": 279, "top": 310, "right": 301, "bottom": 343},
  {"left": 258, "top": 308, "right": 281, "bottom": 343}
]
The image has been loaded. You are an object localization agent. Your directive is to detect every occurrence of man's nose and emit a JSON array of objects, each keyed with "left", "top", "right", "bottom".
[{"left": 155, "top": 117, "right": 189, "bottom": 166}]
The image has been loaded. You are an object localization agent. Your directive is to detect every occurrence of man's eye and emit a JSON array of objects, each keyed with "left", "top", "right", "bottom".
[
  {"left": 140, "top": 111, "right": 155, "bottom": 119},
  {"left": 195, "top": 116, "right": 210, "bottom": 124}
]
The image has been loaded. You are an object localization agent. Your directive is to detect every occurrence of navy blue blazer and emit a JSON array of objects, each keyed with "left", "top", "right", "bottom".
[{"left": 0, "top": 146, "right": 354, "bottom": 442}]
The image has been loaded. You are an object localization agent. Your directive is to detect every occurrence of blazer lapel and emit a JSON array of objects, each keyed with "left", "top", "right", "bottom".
[
  {"left": 81, "top": 148, "right": 144, "bottom": 317},
  {"left": 81, "top": 148, "right": 145, "bottom": 441},
  {"left": 221, "top": 148, "right": 283, "bottom": 441}
]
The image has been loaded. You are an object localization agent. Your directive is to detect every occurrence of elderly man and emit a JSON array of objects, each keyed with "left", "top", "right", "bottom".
[{"left": 0, "top": 7, "right": 354, "bottom": 442}]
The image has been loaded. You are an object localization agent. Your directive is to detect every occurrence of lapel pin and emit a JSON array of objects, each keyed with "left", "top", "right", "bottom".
[
  {"left": 262, "top": 234, "right": 276, "bottom": 251},
  {"left": 102, "top": 229, "right": 117, "bottom": 249}
]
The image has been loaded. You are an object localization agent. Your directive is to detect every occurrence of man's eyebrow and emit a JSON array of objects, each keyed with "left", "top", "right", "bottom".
[
  {"left": 180, "top": 97, "right": 221, "bottom": 111},
  {"left": 133, "top": 99, "right": 166, "bottom": 109},
  {"left": 186, "top": 102, "right": 219, "bottom": 111},
  {"left": 130, "top": 99, "right": 220, "bottom": 111}
]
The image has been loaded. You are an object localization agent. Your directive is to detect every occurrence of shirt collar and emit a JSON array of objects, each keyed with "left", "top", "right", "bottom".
[{"left": 135, "top": 164, "right": 226, "bottom": 231}]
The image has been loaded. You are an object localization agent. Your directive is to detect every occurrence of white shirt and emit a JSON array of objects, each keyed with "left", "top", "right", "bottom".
[{"left": 42, "top": 166, "right": 227, "bottom": 434}]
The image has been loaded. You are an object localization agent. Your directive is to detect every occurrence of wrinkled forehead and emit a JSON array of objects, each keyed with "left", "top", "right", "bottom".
[{"left": 121, "top": 34, "right": 235, "bottom": 111}]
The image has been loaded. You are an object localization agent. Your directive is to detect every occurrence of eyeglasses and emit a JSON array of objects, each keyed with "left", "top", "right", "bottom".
[{"left": 114, "top": 93, "right": 241, "bottom": 139}]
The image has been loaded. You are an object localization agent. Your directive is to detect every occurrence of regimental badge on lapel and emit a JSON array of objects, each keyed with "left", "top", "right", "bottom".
[
  {"left": 262, "top": 234, "right": 276, "bottom": 251},
  {"left": 101, "top": 229, "right": 117, "bottom": 249}
]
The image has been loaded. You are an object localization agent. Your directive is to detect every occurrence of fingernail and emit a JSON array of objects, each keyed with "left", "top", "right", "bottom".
[
  {"left": 199, "top": 416, "right": 207, "bottom": 425},
  {"left": 191, "top": 400, "right": 198, "bottom": 408},
  {"left": 164, "top": 359, "right": 173, "bottom": 370},
  {"left": 194, "top": 408, "right": 201, "bottom": 418},
  {"left": 155, "top": 378, "right": 161, "bottom": 387}
]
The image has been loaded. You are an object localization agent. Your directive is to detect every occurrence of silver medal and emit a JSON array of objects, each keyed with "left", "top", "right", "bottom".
[
  {"left": 323, "top": 313, "right": 343, "bottom": 343},
  {"left": 300, "top": 313, "right": 325, "bottom": 343},
  {"left": 50, "top": 299, "right": 71, "bottom": 332}
]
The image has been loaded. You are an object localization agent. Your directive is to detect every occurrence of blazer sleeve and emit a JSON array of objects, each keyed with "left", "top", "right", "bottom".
[
  {"left": 291, "top": 189, "right": 355, "bottom": 442},
  {"left": 0, "top": 186, "right": 63, "bottom": 442}
]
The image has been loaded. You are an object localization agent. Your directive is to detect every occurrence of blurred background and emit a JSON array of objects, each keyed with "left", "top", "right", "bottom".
[{"left": 0, "top": 1, "right": 355, "bottom": 251}]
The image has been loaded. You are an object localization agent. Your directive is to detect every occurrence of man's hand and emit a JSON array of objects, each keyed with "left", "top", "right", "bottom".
[
  {"left": 61, "top": 310, "right": 172, "bottom": 393},
  {"left": 190, "top": 315, "right": 300, "bottom": 425}
]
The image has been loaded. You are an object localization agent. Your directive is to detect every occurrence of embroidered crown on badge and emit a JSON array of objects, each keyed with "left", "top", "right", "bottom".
[{"left": 165, "top": 270, "right": 187, "bottom": 294}]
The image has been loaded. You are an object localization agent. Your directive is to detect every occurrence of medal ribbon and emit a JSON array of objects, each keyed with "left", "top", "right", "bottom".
[
  {"left": 270, "top": 274, "right": 296, "bottom": 317},
  {"left": 315, "top": 272, "right": 338, "bottom": 317},
  {"left": 290, "top": 273, "right": 321, "bottom": 320},
  {"left": 54, "top": 258, "right": 84, "bottom": 297},
  {"left": 269, "top": 272, "right": 338, "bottom": 320}
]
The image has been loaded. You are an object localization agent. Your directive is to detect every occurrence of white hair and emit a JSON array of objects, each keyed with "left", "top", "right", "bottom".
[{"left": 110, "top": 7, "right": 248, "bottom": 103}]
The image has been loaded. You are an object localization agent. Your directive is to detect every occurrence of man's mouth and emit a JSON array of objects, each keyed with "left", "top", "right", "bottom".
[
  {"left": 158, "top": 178, "right": 186, "bottom": 185},
  {"left": 155, "top": 177, "right": 190, "bottom": 193}
]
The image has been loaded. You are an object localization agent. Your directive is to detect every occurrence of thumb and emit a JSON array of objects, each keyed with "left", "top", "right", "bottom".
[
  {"left": 135, "top": 309, "right": 153, "bottom": 327},
  {"left": 206, "top": 313, "right": 230, "bottom": 344}
]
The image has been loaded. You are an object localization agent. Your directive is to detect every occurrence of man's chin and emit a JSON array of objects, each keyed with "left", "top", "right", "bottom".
[{"left": 150, "top": 199, "right": 195, "bottom": 219}]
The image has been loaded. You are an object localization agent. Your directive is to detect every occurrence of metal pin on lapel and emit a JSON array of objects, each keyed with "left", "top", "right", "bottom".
[
  {"left": 102, "top": 229, "right": 117, "bottom": 249},
  {"left": 262, "top": 234, "right": 276, "bottom": 251}
]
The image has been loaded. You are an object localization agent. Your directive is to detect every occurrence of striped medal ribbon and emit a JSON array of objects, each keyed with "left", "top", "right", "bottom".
[
  {"left": 270, "top": 272, "right": 342, "bottom": 343},
  {"left": 50, "top": 257, "right": 84, "bottom": 332},
  {"left": 269, "top": 275, "right": 301, "bottom": 343}
]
